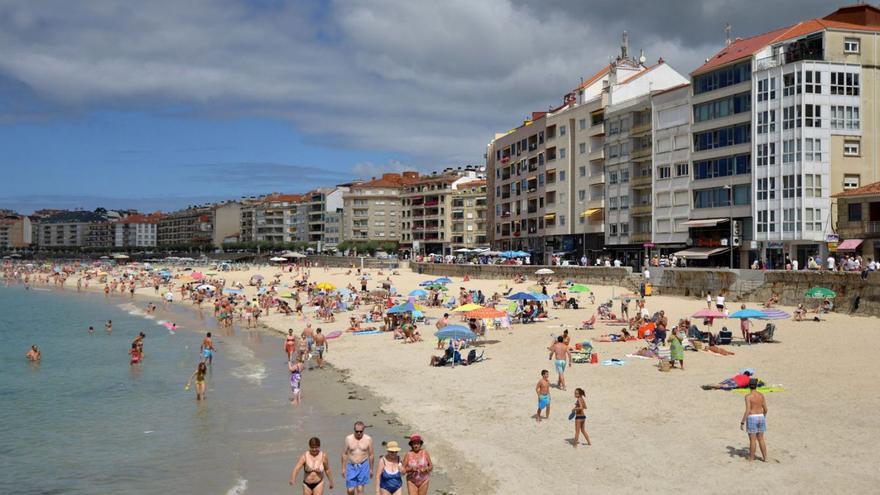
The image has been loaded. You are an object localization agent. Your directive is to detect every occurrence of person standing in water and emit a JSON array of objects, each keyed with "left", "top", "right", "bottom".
[
  {"left": 88, "top": 326, "right": 95, "bottom": 335},
  {"left": 374, "top": 441, "right": 405, "bottom": 495},
  {"left": 200, "top": 332, "right": 215, "bottom": 364},
  {"left": 288, "top": 355, "right": 304, "bottom": 405},
  {"left": 571, "top": 388, "right": 591, "bottom": 447},
  {"left": 185, "top": 362, "right": 208, "bottom": 400},
  {"left": 105, "top": 320, "right": 112, "bottom": 333},
  {"left": 741, "top": 378, "right": 769, "bottom": 461},
  {"left": 290, "top": 437, "right": 334, "bottom": 494},
  {"left": 536, "top": 369, "right": 551, "bottom": 422},
  {"left": 314, "top": 328, "right": 327, "bottom": 369},
  {"left": 342, "top": 421, "right": 374, "bottom": 495},
  {"left": 26, "top": 345, "right": 41, "bottom": 361},
  {"left": 285, "top": 328, "right": 297, "bottom": 361},
  {"left": 403, "top": 434, "right": 432, "bottom": 495}
]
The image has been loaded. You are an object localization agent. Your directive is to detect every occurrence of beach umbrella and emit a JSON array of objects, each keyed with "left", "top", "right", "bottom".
[
  {"left": 426, "top": 284, "right": 448, "bottom": 291},
  {"left": 191, "top": 271, "right": 204, "bottom": 280},
  {"left": 434, "top": 277, "right": 453, "bottom": 284},
  {"left": 196, "top": 284, "right": 215, "bottom": 291},
  {"left": 269, "top": 256, "right": 287, "bottom": 262},
  {"left": 804, "top": 287, "right": 836, "bottom": 299},
  {"left": 409, "top": 289, "right": 427, "bottom": 297},
  {"left": 452, "top": 303, "right": 483, "bottom": 312},
  {"left": 277, "top": 291, "right": 295, "bottom": 298},
  {"left": 528, "top": 292, "right": 551, "bottom": 301},
  {"left": 514, "top": 251, "right": 531, "bottom": 257},
  {"left": 692, "top": 309, "right": 727, "bottom": 318},
  {"left": 569, "top": 284, "right": 591, "bottom": 293},
  {"left": 535, "top": 268, "right": 554, "bottom": 275},
  {"left": 316, "top": 282, "right": 335, "bottom": 291},
  {"left": 507, "top": 292, "right": 538, "bottom": 300},
  {"left": 760, "top": 308, "right": 790, "bottom": 320},
  {"left": 388, "top": 301, "right": 417, "bottom": 314},
  {"left": 500, "top": 251, "right": 517, "bottom": 258},
  {"left": 730, "top": 309, "right": 766, "bottom": 319},
  {"left": 418, "top": 280, "right": 435, "bottom": 287},
  {"left": 222, "top": 288, "right": 243, "bottom": 295},
  {"left": 337, "top": 287, "right": 353, "bottom": 296},
  {"left": 465, "top": 307, "right": 507, "bottom": 319},
  {"left": 434, "top": 325, "right": 476, "bottom": 341}
]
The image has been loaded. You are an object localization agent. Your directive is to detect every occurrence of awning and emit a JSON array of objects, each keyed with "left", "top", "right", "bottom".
[
  {"left": 837, "top": 239, "right": 863, "bottom": 251},
  {"left": 681, "top": 218, "right": 730, "bottom": 228},
  {"left": 580, "top": 208, "right": 602, "bottom": 217},
  {"left": 673, "top": 247, "right": 730, "bottom": 259},
  {"left": 544, "top": 213, "right": 556, "bottom": 220}
]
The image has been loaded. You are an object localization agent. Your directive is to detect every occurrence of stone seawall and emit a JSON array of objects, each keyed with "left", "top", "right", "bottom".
[{"left": 412, "top": 263, "right": 635, "bottom": 288}]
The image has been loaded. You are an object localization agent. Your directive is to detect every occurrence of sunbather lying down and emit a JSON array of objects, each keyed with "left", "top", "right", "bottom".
[
  {"left": 701, "top": 371, "right": 763, "bottom": 390},
  {"left": 705, "top": 345, "right": 735, "bottom": 356},
  {"left": 593, "top": 329, "right": 633, "bottom": 342}
]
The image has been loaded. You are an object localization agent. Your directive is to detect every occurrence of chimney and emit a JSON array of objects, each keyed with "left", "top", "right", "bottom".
[
  {"left": 725, "top": 23, "right": 732, "bottom": 46},
  {"left": 621, "top": 31, "right": 629, "bottom": 59}
]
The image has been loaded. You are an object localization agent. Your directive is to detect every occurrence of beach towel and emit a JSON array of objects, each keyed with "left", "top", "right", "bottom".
[
  {"left": 326, "top": 330, "right": 343, "bottom": 339},
  {"left": 731, "top": 386, "right": 785, "bottom": 394},
  {"left": 601, "top": 359, "right": 625, "bottom": 366},
  {"left": 352, "top": 330, "right": 382, "bottom": 336},
  {"left": 625, "top": 354, "right": 652, "bottom": 360}
]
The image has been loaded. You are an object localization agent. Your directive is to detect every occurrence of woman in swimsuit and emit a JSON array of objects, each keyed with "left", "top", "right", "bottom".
[
  {"left": 185, "top": 362, "right": 208, "bottom": 400},
  {"left": 288, "top": 355, "right": 304, "bottom": 405},
  {"left": 571, "top": 388, "right": 591, "bottom": 447},
  {"left": 290, "top": 437, "right": 333, "bottom": 494},
  {"left": 375, "top": 441, "right": 405, "bottom": 495},
  {"left": 403, "top": 434, "right": 433, "bottom": 495},
  {"left": 285, "top": 329, "right": 297, "bottom": 361}
]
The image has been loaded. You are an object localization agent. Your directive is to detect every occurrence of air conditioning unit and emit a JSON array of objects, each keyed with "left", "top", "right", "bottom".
[{"left": 732, "top": 237, "right": 742, "bottom": 247}]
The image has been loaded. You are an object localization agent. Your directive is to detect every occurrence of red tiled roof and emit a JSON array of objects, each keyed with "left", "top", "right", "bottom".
[
  {"left": 618, "top": 62, "right": 657, "bottom": 85},
  {"left": 832, "top": 181, "right": 880, "bottom": 198},
  {"left": 116, "top": 213, "right": 162, "bottom": 224},
  {"left": 576, "top": 64, "right": 611, "bottom": 91},
  {"left": 652, "top": 82, "right": 690, "bottom": 96},
  {"left": 351, "top": 172, "right": 419, "bottom": 189}
]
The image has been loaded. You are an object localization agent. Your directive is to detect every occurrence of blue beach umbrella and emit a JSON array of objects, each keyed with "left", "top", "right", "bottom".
[
  {"left": 222, "top": 288, "right": 243, "bottom": 295},
  {"left": 507, "top": 292, "right": 538, "bottom": 301},
  {"left": 730, "top": 309, "right": 766, "bottom": 319},
  {"left": 419, "top": 280, "right": 435, "bottom": 287},
  {"left": 528, "top": 292, "right": 551, "bottom": 301},
  {"left": 434, "top": 277, "right": 453, "bottom": 284},
  {"left": 514, "top": 251, "right": 530, "bottom": 257},
  {"left": 409, "top": 289, "right": 428, "bottom": 297},
  {"left": 388, "top": 301, "right": 417, "bottom": 314},
  {"left": 500, "top": 251, "right": 517, "bottom": 258},
  {"left": 435, "top": 325, "right": 476, "bottom": 341}
]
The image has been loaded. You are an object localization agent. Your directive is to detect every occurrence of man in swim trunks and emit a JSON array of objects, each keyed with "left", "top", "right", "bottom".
[
  {"left": 741, "top": 378, "right": 768, "bottom": 461},
  {"left": 536, "top": 369, "right": 551, "bottom": 422},
  {"left": 314, "top": 328, "right": 327, "bottom": 369},
  {"left": 201, "top": 332, "right": 215, "bottom": 364},
  {"left": 548, "top": 336, "right": 571, "bottom": 391},
  {"left": 342, "top": 420, "right": 374, "bottom": 495},
  {"left": 302, "top": 323, "right": 315, "bottom": 356}
]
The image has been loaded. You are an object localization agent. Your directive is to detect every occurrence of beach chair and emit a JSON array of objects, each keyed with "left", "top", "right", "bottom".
[
  {"left": 717, "top": 327, "right": 733, "bottom": 345},
  {"left": 751, "top": 323, "right": 776, "bottom": 343},
  {"left": 580, "top": 314, "right": 596, "bottom": 330},
  {"left": 461, "top": 349, "right": 485, "bottom": 366}
]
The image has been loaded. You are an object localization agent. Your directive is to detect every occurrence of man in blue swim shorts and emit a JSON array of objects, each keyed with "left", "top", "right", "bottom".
[
  {"left": 342, "top": 420, "right": 374, "bottom": 494},
  {"left": 548, "top": 336, "right": 572, "bottom": 391},
  {"left": 741, "top": 379, "right": 768, "bottom": 462},
  {"left": 535, "top": 369, "right": 551, "bottom": 422},
  {"left": 200, "top": 332, "right": 215, "bottom": 365}
]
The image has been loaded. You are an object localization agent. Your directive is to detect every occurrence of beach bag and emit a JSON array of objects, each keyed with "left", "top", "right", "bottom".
[{"left": 658, "top": 359, "right": 672, "bottom": 372}]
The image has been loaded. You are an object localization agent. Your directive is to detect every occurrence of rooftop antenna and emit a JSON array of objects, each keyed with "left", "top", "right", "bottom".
[
  {"left": 725, "top": 23, "right": 732, "bottom": 46},
  {"left": 621, "top": 31, "right": 629, "bottom": 59},
  {"left": 639, "top": 49, "right": 646, "bottom": 65}
]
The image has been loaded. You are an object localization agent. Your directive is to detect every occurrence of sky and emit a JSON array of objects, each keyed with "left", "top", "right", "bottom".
[{"left": 0, "top": 0, "right": 837, "bottom": 213}]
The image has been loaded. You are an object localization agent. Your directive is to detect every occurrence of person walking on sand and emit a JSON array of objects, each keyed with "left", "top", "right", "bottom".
[
  {"left": 669, "top": 327, "right": 684, "bottom": 369},
  {"left": 536, "top": 369, "right": 551, "bottom": 422},
  {"left": 741, "top": 378, "right": 769, "bottom": 461},
  {"left": 290, "top": 437, "right": 334, "bottom": 494},
  {"left": 374, "top": 441, "right": 405, "bottom": 495},
  {"left": 548, "top": 336, "right": 571, "bottom": 391},
  {"left": 201, "top": 332, "right": 215, "bottom": 365},
  {"left": 314, "top": 328, "right": 327, "bottom": 369},
  {"left": 342, "top": 421, "right": 374, "bottom": 495},
  {"left": 571, "top": 388, "right": 591, "bottom": 447},
  {"left": 403, "top": 434, "right": 432, "bottom": 495},
  {"left": 185, "top": 362, "right": 208, "bottom": 400}
]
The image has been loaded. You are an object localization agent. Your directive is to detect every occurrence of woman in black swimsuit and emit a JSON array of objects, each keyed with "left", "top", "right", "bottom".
[
  {"left": 290, "top": 437, "right": 334, "bottom": 494},
  {"left": 572, "top": 388, "right": 591, "bottom": 447}
]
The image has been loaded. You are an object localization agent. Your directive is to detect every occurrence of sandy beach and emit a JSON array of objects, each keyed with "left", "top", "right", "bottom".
[{"left": 21, "top": 262, "right": 880, "bottom": 493}]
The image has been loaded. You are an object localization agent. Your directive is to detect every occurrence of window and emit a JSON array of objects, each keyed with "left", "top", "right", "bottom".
[
  {"left": 675, "top": 163, "right": 689, "bottom": 177},
  {"left": 610, "top": 223, "right": 618, "bottom": 236},
  {"left": 804, "top": 138, "right": 823, "bottom": 162},
  {"left": 757, "top": 78, "right": 776, "bottom": 102},
  {"left": 609, "top": 145, "right": 620, "bottom": 158},
  {"left": 579, "top": 118, "right": 587, "bottom": 130},
  {"left": 658, "top": 166, "right": 671, "bottom": 179},
  {"left": 620, "top": 196, "right": 629, "bottom": 209},
  {"left": 609, "top": 197, "right": 618, "bottom": 210},
  {"left": 656, "top": 192, "right": 671, "bottom": 207},
  {"left": 579, "top": 166, "right": 586, "bottom": 177},
  {"left": 559, "top": 170, "right": 566, "bottom": 181},
  {"left": 804, "top": 71, "right": 821, "bottom": 93},
  {"left": 783, "top": 71, "right": 802, "bottom": 96},
  {"left": 693, "top": 61, "right": 750, "bottom": 94},
  {"left": 609, "top": 121, "right": 619, "bottom": 135},
  {"left": 693, "top": 124, "right": 750, "bottom": 151},
  {"left": 783, "top": 139, "right": 800, "bottom": 164},
  {"left": 804, "top": 174, "right": 823, "bottom": 197},
  {"left": 609, "top": 171, "right": 618, "bottom": 184},
  {"left": 656, "top": 219, "right": 670, "bottom": 233},
  {"left": 559, "top": 215, "right": 566, "bottom": 226},
  {"left": 693, "top": 154, "right": 750, "bottom": 179},
  {"left": 657, "top": 138, "right": 671, "bottom": 153},
  {"left": 620, "top": 223, "right": 629, "bottom": 235},
  {"left": 783, "top": 106, "right": 801, "bottom": 129},
  {"left": 693, "top": 93, "right": 751, "bottom": 122},
  {"left": 757, "top": 178, "right": 776, "bottom": 200},
  {"left": 693, "top": 187, "right": 731, "bottom": 208},
  {"left": 830, "top": 106, "right": 860, "bottom": 130},
  {"left": 621, "top": 170, "right": 630, "bottom": 183},
  {"left": 844, "top": 141, "right": 860, "bottom": 157},
  {"left": 559, "top": 148, "right": 566, "bottom": 159},
  {"left": 757, "top": 144, "right": 776, "bottom": 166},
  {"left": 578, "top": 190, "right": 586, "bottom": 201},
  {"left": 831, "top": 72, "right": 859, "bottom": 96},
  {"left": 804, "top": 104, "right": 821, "bottom": 128},
  {"left": 844, "top": 37, "right": 860, "bottom": 54},
  {"left": 782, "top": 175, "right": 802, "bottom": 198},
  {"left": 848, "top": 203, "right": 862, "bottom": 221},
  {"left": 757, "top": 110, "right": 776, "bottom": 133},
  {"left": 733, "top": 184, "right": 751, "bottom": 205},
  {"left": 674, "top": 191, "right": 689, "bottom": 206},
  {"left": 560, "top": 125, "right": 566, "bottom": 136},
  {"left": 579, "top": 143, "right": 587, "bottom": 154},
  {"left": 782, "top": 208, "right": 799, "bottom": 232},
  {"left": 804, "top": 208, "right": 821, "bottom": 231},
  {"left": 757, "top": 210, "right": 776, "bottom": 233},
  {"left": 843, "top": 174, "right": 860, "bottom": 189}
]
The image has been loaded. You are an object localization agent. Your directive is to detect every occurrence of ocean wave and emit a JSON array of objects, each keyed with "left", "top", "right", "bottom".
[
  {"left": 117, "top": 302, "right": 155, "bottom": 320},
  {"left": 231, "top": 363, "right": 267, "bottom": 386},
  {"left": 226, "top": 477, "right": 248, "bottom": 495}
]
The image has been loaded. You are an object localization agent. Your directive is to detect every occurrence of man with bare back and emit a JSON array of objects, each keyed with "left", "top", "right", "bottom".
[
  {"left": 548, "top": 336, "right": 571, "bottom": 391},
  {"left": 740, "top": 379, "right": 769, "bottom": 461},
  {"left": 342, "top": 420, "right": 374, "bottom": 494},
  {"left": 536, "top": 369, "right": 551, "bottom": 422}
]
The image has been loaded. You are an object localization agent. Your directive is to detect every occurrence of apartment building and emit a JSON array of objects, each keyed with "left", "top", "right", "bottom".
[
  {"left": 449, "top": 178, "right": 489, "bottom": 250},
  {"left": 239, "top": 194, "right": 304, "bottom": 244},
  {"left": 37, "top": 211, "right": 106, "bottom": 248},
  {"left": 651, "top": 85, "right": 693, "bottom": 253},
  {"left": 302, "top": 186, "right": 350, "bottom": 251},
  {"left": 0, "top": 215, "right": 32, "bottom": 248},
  {"left": 832, "top": 181, "right": 880, "bottom": 260},
  {"left": 343, "top": 172, "right": 418, "bottom": 242},
  {"left": 85, "top": 221, "right": 115, "bottom": 248},
  {"left": 689, "top": 4, "right": 880, "bottom": 267},
  {"left": 158, "top": 202, "right": 240, "bottom": 248},
  {"left": 401, "top": 168, "right": 484, "bottom": 255},
  {"left": 113, "top": 213, "right": 160, "bottom": 247}
]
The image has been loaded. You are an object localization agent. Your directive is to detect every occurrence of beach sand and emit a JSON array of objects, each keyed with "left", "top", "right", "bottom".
[{"left": 56, "top": 263, "right": 880, "bottom": 493}]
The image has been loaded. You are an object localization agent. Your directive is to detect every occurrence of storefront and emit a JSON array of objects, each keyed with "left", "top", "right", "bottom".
[{"left": 682, "top": 218, "right": 742, "bottom": 268}]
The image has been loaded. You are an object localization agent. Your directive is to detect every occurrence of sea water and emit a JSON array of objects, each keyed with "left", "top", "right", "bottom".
[{"left": 0, "top": 286, "right": 438, "bottom": 494}]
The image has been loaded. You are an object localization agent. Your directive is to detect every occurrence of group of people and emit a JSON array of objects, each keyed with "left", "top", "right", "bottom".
[{"left": 289, "top": 421, "right": 434, "bottom": 495}]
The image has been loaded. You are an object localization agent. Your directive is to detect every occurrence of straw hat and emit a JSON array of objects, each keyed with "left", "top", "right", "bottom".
[{"left": 385, "top": 441, "right": 401, "bottom": 452}]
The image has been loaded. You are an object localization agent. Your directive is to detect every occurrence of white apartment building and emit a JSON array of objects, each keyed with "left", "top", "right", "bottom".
[
  {"left": 114, "top": 214, "right": 159, "bottom": 247},
  {"left": 651, "top": 84, "right": 692, "bottom": 251}
]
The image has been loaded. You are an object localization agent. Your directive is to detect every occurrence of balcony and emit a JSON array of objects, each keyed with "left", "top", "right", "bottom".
[
  {"left": 589, "top": 123, "right": 604, "bottom": 137},
  {"left": 632, "top": 146, "right": 652, "bottom": 161},
  {"left": 631, "top": 175, "right": 652, "bottom": 188},
  {"left": 588, "top": 173, "right": 605, "bottom": 186},
  {"left": 588, "top": 148, "right": 604, "bottom": 161},
  {"left": 631, "top": 232, "right": 652, "bottom": 243},
  {"left": 630, "top": 122, "right": 651, "bottom": 136},
  {"left": 586, "top": 199, "right": 605, "bottom": 209},
  {"left": 630, "top": 204, "right": 652, "bottom": 216}
]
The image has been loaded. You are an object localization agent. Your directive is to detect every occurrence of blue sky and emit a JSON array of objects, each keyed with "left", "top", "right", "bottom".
[{"left": 0, "top": 0, "right": 834, "bottom": 213}]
